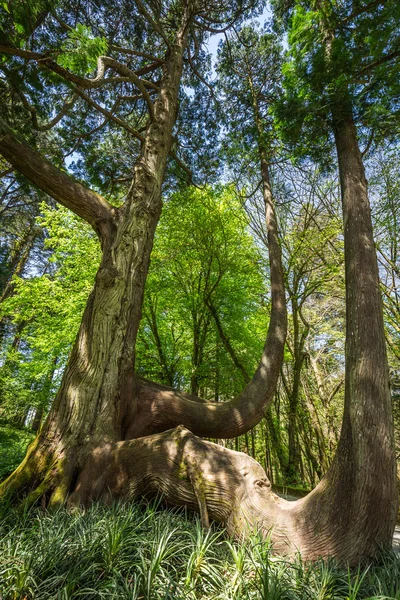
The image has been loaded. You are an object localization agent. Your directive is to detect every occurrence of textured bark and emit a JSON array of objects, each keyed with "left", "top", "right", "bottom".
[
  {"left": 287, "top": 109, "right": 398, "bottom": 561},
  {"left": 69, "top": 425, "right": 298, "bottom": 556},
  {"left": 0, "top": 28, "right": 190, "bottom": 506}
]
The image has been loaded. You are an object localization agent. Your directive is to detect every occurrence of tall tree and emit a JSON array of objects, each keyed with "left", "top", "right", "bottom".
[
  {"left": 1, "top": 0, "right": 287, "bottom": 502},
  {"left": 271, "top": 0, "right": 399, "bottom": 558},
  {"left": 0, "top": 0, "right": 289, "bottom": 527}
]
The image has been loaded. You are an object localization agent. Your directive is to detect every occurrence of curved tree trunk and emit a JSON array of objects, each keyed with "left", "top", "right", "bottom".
[
  {"left": 65, "top": 110, "right": 398, "bottom": 563},
  {"left": 0, "top": 78, "right": 288, "bottom": 509}
]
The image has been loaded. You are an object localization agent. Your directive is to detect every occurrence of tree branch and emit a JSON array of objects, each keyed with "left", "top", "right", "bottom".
[
  {"left": 110, "top": 44, "right": 165, "bottom": 64},
  {"left": 133, "top": 0, "right": 171, "bottom": 49},
  {"left": 205, "top": 297, "right": 250, "bottom": 383},
  {"left": 357, "top": 46, "right": 400, "bottom": 76},
  {"left": 0, "top": 46, "right": 161, "bottom": 95},
  {"left": 73, "top": 88, "right": 145, "bottom": 142},
  {"left": 0, "top": 117, "right": 117, "bottom": 241}
]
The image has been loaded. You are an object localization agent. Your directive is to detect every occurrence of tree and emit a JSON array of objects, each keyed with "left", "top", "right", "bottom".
[
  {"left": 0, "top": 0, "right": 287, "bottom": 532},
  {"left": 0, "top": 203, "right": 100, "bottom": 425},
  {"left": 270, "top": 0, "right": 399, "bottom": 558},
  {"left": 0, "top": 0, "right": 397, "bottom": 564},
  {"left": 216, "top": 23, "right": 292, "bottom": 477},
  {"left": 136, "top": 185, "right": 266, "bottom": 398}
]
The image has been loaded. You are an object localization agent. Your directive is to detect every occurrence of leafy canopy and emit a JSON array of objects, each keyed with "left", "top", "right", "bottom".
[{"left": 273, "top": 0, "right": 400, "bottom": 162}]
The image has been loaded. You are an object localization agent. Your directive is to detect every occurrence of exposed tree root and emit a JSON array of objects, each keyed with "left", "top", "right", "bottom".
[
  {"left": 64, "top": 425, "right": 394, "bottom": 564},
  {"left": 68, "top": 426, "right": 295, "bottom": 554}
]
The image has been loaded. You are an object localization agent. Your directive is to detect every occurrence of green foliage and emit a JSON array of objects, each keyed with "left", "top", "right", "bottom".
[
  {"left": 0, "top": 0, "right": 55, "bottom": 47},
  {"left": 0, "top": 186, "right": 265, "bottom": 419},
  {"left": 0, "top": 425, "right": 34, "bottom": 481},
  {"left": 57, "top": 24, "right": 108, "bottom": 75},
  {"left": 0, "top": 501, "right": 398, "bottom": 599},
  {"left": 216, "top": 23, "right": 283, "bottom": 173},
  {"left": 274, "top": 0, "right": 400, "bottom": 163},
  {"left": 136, "top": 185, "right": 266, "bottom": 395},
  {"left": 0, "top": 204, "right": 100, "bottom": 421}
]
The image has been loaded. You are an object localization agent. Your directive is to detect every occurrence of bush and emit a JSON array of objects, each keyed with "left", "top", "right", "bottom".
[{"left": 0, "top": 425, "right": 35, "bottom": 481}]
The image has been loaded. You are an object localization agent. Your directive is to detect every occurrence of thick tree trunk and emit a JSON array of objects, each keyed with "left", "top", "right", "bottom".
[
  {"left": 0, "top": 35, "right": 188, "bottom": 505},
  {"left": 288, "top": 111, "right": 398, "bottom": 561},
  {"left": 0, "top": 57, "right": 288, "bottom": 510},
  {"left": 69, "top": 425, "right": 297, "bottom": 553}
]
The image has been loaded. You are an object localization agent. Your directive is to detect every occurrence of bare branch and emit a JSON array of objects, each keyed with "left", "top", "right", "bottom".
[
  {"left": 0, "top": 45, "right": 160, "bottom": 97},
  {"left": 169, "top": 150, "right": 193, "bottom": 180},
  {"left": 357, "top": 46, "right": 400, "bottom": 76},
  {"left": 133, "top": 0, "right": 171, "bottom": 49},
  {"left": 73, "top": 88, "right": 145, "bottom": 142},
  {"left": 110, "top": 44, "right": 165, "bottom": 64},
  {"left": 340, "top": 0, "right": 385, "bottom": 26}
]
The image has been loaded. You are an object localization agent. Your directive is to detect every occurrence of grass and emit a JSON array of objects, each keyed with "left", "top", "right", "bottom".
[
  {"left": 0, "top": 500, "right": 399, "bottom": 600},
  {"left": 0, "top": 425, "right": 35, "bottom": 481}
]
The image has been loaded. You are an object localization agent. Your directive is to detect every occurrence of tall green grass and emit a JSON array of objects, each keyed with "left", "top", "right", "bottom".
[{"left": 0, "top": 500, "right": 398, "bottom": 599}]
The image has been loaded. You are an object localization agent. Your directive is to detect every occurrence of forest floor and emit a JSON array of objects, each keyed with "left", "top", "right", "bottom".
[{"left": 1, "top": 500, "right": 400, "bottom": 599}]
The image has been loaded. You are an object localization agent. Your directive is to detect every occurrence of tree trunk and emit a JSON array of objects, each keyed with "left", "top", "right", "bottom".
[
  {"left": 286, "top": 109, "right": 398, "bottom": 561},
  {"left": 31, "top": 407, "right": 44, "bottom": 433},
  {"left": 0, "top": 34, "right": 188, "bottom": 506},
  {"left": 0, "top": 223, "right": 38, "bottom": 343}
]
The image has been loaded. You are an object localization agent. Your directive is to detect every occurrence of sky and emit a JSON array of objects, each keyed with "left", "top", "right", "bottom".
[{"left": 206, "top": 4, "right": 273, "bottom": 71}]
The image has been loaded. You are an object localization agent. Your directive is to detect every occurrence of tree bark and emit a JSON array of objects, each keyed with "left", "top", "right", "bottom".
[
  {"left": 286, "top": 109, "right": 398, "bottom": 561},
  {"left": 0, "top": 28, "right": 190, "bottom": 505}
]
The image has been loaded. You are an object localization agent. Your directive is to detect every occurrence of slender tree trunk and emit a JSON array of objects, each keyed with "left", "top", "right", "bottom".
[
  {"left": 265, "top": 406, "right": 287, "bottom": 478},
  {"left": 0, "top": 225, "right": 38, "bottom": 343},
  {"left": 0, "top": 223, "right": 37, "bottom": 302},
  {"left": 146, "top": 299, "right": 175, "bottom": 386},
  {"left": 31, "top": 407, "right": 44, "bottom": 433}
]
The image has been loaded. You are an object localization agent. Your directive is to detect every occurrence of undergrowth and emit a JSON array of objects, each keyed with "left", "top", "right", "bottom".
[
  {"left": 0, "top": 426, "right": 35, "bottom": 481},
  {"left": 0, "top": 500, "right": 399, "bottom": 599}
]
